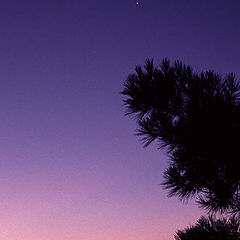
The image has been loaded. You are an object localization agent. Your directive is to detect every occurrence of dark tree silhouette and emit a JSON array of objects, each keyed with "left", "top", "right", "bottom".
[
  {"left": 122, "top": 59, "right": 240, "bottom": 215},
  {"left": 174, "top": 216, "right": 240, "bottom": 240}
]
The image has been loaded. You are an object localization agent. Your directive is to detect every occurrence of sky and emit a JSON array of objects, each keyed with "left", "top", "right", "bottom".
[{"left": 0, "top": 0, "right": 239, "bottom": 239}]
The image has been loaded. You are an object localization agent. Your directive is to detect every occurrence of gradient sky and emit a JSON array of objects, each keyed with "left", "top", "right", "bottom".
[{"left": 0, "top": 1, "right": 239, "bottom": 239}]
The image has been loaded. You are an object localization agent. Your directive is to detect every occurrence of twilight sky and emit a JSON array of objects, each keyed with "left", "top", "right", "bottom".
[{"left": 0, "top": 1, "right": 239, "bottom": 239}]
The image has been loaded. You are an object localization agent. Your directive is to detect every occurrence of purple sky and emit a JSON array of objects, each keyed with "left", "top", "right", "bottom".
[{"left": 0, "top": 0, "right": 239, "bottom": 239}]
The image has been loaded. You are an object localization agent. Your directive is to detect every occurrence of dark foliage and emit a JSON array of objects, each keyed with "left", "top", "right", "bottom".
[
  {"left": 121, "top": 59, "right": 240, "bottom": 215},
  {"left": 175, "top": 216, "right": 240, "bottom": 240}
]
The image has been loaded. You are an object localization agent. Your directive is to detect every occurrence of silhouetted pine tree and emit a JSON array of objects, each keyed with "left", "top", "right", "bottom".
[
  {"left": 122, "top": 59, "right": 240, "bottom": 216},
  {"left": 175, "top": 216, "right": 240, "bottom": 240}
]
